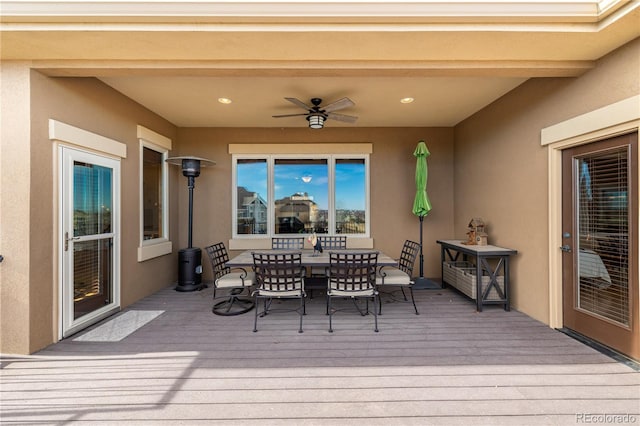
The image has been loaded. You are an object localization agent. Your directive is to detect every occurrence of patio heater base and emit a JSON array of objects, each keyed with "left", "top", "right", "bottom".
[{"left": 176, "top": 247, "right": 204, "bottom": 292}]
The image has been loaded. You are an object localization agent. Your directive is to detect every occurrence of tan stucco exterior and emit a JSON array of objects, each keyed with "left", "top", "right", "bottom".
[
  {"left": 454, "top": 38, "right": 640, "bottom": 324},
  {"left": 0, "top": 5, "right": 638, "bottom": 355}
]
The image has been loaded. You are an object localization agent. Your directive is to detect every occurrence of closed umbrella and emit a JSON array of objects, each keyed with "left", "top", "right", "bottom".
[{"left": 412, "top": 141, "right": 432, "bottom": 286}]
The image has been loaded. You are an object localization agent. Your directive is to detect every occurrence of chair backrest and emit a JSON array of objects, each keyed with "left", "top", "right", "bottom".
[
  {"left": 252, "top": 251, "right": 304, "bottom": 292},
  {"left": 272, "top": 237, "right": 305, "bottom": 250},
  {"left": 205, "top": 242, "right": 230, "bottom": 280},
  {"left": 328, "top": 251, "right": 379, "bottom": 292},
  {"left": 317, "top": 235, "right": 347, "bottom": 249},
  {"left": 398, "top": 240, "right": 421, "bottom": 275}
]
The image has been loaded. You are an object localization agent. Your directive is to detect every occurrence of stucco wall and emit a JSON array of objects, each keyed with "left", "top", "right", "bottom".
[
  {"left": 5, "top": 36, "right": 636, "bottom": 355},
  {"left": 176, "top": 127, "right": 455, "bottom": 281},
  {"left": 1, "top": 71, "right": 181, "bottom": 354},
  {"left": 454, "top": 37, "right": 640, "bottom": 324},
  {"left": 0, "top": 63, "right": 32, "bottom": 355}
]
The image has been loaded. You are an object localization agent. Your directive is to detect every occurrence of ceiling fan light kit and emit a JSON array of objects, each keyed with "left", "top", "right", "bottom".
[
  {"left": 273, "top": 97, "right": 358, "bottom": 129},
  {"left": 307, "top": 114, "right": 325, "bottom": 129}
]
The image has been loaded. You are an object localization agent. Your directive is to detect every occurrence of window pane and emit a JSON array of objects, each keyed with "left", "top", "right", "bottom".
[
  {"left": 142, "top": 147, "right": 163, "bottom": 240},
  {"left": 237, "top": 159, "right": 268, "bottom": 234},
  {"left": 274, "top": 159, "right": 328, "bottom": 234},
  {"left": 335, "top": 159, "right": 366, "bottom": 234},
  {"left": 74, "top": 161, "right": 112, "bottom": 237},
  {"left": 73, "top": 238, "right": 112, "bottom": 319},
  {"left": 577, "top": 148, "right": 629, "bottom": 326}
]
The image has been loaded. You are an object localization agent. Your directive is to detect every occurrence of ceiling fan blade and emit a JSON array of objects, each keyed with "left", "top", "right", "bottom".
[
  {"left": 284, "top": 97, "right": 312, "bottom": 111},
  {"left": 272, "top": 113, "right": 310, "bottom": 118},
  {"left": 327, "top": 112, "right": 358, "bottom": 123},
  {"left": 322, "top": 97, "right": 355, "bottom": 113}
]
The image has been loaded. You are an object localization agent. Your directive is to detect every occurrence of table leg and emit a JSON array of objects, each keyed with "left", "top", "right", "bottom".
[
  {"left": 476, "top": 255, "right": 483, "bottom": 312},
  {"left": 504, "top": 257, "right": 510, "bottom": 311}
]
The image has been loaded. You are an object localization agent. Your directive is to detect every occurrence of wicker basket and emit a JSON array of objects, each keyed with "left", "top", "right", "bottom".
[
  {"left": 442, "top": 261, "right": 473, "bottom": 285},
  {"left": 456, "top": 268, "right": 505, "bottom": 301}
]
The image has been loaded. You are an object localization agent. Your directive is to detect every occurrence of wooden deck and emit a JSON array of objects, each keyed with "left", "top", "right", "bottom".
[{"left": 2, "top": 285, "right": 639, "bottom": 425}]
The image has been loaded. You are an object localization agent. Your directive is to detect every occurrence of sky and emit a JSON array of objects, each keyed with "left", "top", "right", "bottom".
[{"left": 237, "top": 160, "right": 365, "bottom": 210}]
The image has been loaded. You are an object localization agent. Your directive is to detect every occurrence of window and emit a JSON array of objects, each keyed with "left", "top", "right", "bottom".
[
  {"left": 335, "top": 159, "right": 367, "bottom": 234},
  {"left": 236, "top": 158, "right": 268, "bottom": 235},
  {"left": 274, "top": 158, "right": 328, "bottom": 234},
  {"left": 142, "top": 146, "right": 165, "bottom": 240},
  {"left": 233, "top": 154, "right": 369, "bottom": 238},
  {"left": 137, "top": 126, "right": 172, "bottom": 261}
]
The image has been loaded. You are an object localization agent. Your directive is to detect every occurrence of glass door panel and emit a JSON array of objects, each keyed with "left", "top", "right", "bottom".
[{"left": 61, "top": 147, "right": 120, "bottom": 337}]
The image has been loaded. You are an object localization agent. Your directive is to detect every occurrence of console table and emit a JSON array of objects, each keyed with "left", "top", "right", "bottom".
[{"left": 437, "top": 239, "right": 517, "bottom": 312}]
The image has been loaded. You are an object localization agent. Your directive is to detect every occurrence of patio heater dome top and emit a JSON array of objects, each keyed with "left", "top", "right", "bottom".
[
  {"left": 165, "top": 156, "right": 216, "bottom": 166},
  {"left": 166, "top": 156, "right": 216, "bottom": 178}
]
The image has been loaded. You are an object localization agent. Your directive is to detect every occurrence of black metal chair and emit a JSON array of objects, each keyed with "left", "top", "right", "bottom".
[
  {"left": 326, "top": 251, "right": 379, "bottom": 332},
  {"left": 271, "top": 237, "right": 305, "bottom": 250},
  {"left": 252, "top": 251, "right": 306, "bottom": 333},
  {"left": 205, "top": 242, "right": 255, "bottom": 316},
  {"left": 310, "top": 235, "right": 347, "bottom": 277},
  {"left": 376, "top": 240, "right": 421, "bottom": 315},
  {"left": 317, "top": 235, "right": 347, "bottom": 250}
]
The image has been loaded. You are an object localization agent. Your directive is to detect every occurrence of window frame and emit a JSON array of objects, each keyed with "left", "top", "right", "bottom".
[
  {"left": 137, "top": 126, "right": 172, "bottom": 261},
  {"left": 232, "top": 152, "right": 370, "bottom": 241}
]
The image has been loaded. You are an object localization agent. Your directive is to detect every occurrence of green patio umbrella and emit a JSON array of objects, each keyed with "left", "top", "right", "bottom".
[{"left": 412, "top": 140, "right": 432, "bottom": 283}]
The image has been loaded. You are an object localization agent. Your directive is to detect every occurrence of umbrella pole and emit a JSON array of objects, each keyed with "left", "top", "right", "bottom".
[{"left": 418, "top": 215, "right": 424, "bottom": 277}]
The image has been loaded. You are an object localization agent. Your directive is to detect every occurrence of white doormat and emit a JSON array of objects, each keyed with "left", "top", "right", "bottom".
[{"left": 73, "top": 310, "right": 164, "bottom": 342}]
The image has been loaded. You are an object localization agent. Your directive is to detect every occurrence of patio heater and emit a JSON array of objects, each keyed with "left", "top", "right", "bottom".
[{"left": 166, "top": 156, "right": 215, "bottom": 292}]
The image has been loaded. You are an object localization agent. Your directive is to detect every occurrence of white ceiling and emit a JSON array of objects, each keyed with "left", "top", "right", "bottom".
[{"left": 2, "top": 0, "right": 639, "bottom": 128}]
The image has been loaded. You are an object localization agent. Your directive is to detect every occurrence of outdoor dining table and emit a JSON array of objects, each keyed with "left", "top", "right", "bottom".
[
  {"left": 226, "top": 249, "right": 399, "bottom": 269},
  {"left": 223, "top": 249, "right": 398, "bottom": 314}
]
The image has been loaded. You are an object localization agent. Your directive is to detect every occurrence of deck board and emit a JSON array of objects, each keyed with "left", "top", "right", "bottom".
[{"left": 2, "top": 285, "right": 638, "bottom": 425}]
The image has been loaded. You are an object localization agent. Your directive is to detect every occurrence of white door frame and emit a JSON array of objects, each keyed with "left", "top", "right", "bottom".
[{"left": 50, "top": 120, "right": 127, "bottom": 340}]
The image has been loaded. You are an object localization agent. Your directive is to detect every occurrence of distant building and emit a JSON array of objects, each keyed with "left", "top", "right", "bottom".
[
  {"left": 237, "top": 187, "right": 267, "bottom": 234},
  {"left": 275, "top": 192, "right": 321, "bottom": 233}
]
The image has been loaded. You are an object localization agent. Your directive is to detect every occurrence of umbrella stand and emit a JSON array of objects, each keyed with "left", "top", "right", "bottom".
[{"left": 413, "top": 215, "right": 441, "bottom": 289}]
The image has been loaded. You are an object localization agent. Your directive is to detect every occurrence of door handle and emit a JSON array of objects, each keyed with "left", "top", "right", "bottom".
[
  {"left": 560, "top": 244, "right": 572, "bottom": 253},
  {"left": 64, "top": 232, "right": 80, "bottom": 251}
]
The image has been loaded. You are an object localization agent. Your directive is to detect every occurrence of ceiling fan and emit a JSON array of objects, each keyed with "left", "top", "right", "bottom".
[{"left": 272, "top": 97, "right": 358, "bottom": 129}]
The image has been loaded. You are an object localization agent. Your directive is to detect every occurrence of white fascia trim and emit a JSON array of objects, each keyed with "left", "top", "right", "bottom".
[{"left": 0, "top": 1, "right": 608, "bottom": 21}]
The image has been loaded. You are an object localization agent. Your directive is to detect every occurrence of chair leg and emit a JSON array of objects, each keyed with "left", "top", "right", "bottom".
[
  {"left": 326, "top": 293, "right": 329, "bottom": 315},
  {"left": 298, "top": 296, "right": 304, "bottom": 333},
  {"left": 303, "top": 293, "right": 307, "bottom": 316},
  {"left": 328, "top": 296, "right": 334, "bottom": 333},
  {"left": 212, "top": 288, "right": 255, "bottom": 316},
  {"left": 400, "top": 287, "right": 408, "bottom": 301},
  {"left": 253, "top": 296, "right": 259, "bottom": 332},
  {"left": 409, "top": 287, "right": 419, "bottom": 315},
  {"left": 373, "top": 295, "right": 379, "bottom": 332}
]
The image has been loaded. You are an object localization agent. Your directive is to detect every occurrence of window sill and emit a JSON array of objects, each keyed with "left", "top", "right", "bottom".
[{"left": 138, "top": 240, "right": 172, "bottom": 262}]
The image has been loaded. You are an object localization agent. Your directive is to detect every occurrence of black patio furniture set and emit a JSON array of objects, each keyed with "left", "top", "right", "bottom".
[{"left": 205, "top": 239, "right": 421, "bottom": 333}]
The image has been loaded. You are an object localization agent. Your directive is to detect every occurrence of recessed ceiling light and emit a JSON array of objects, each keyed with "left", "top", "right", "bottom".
[
  {"left": 218, "top": 97, "right": 232, "bottom": 104},
  {"left": 400, "top": 97, "right": 414, "bottom": 104}
]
